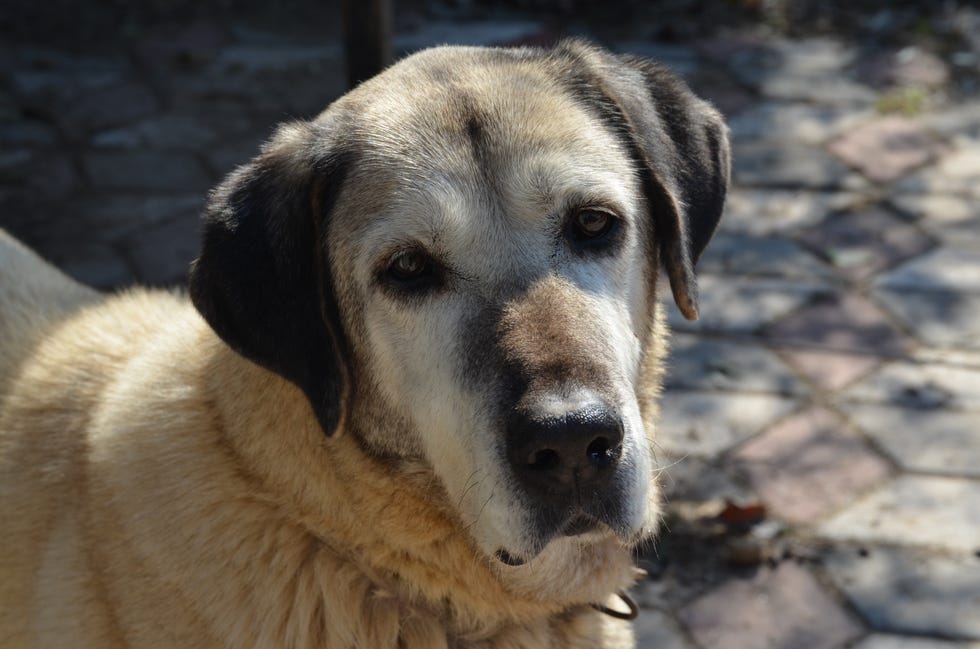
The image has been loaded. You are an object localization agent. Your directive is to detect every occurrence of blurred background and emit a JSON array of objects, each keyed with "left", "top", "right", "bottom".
[{"left": 2, "top": 1, "right": 978, "bottom": 647}]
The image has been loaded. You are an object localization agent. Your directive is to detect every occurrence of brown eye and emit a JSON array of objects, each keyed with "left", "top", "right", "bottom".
[
  {"left": 382, "top": 248, "right": 444, "bottom": 297},
  {"left": 572, "top": 209, "right": 615, "bottom": 240},
  {"left": 389, "top": 250, "right": 430, "bottom": 281}
]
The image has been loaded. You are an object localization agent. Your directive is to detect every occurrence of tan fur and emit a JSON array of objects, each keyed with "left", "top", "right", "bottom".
[
  {"left": 499, "top": 276, "right": 617, "bottom": 395},
  {"left": 0, "top": 233, "right": 635, "bottom": 646}
]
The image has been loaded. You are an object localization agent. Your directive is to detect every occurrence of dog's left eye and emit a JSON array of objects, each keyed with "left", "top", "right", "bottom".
[
  {"left": 574, "top": 210, "right": 613, "bottom": 238},
  {"left": 382, "top": 249, "right": 443, "bottom": 295},
  {"left": 389, "top": 250, "right": 429, "bottom": 280},
  {"left": 569, "top": 208, "right": 620, "bottom": 249}
]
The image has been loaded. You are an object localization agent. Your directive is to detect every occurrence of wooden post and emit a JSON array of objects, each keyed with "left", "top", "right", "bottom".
[{"left": 341, "top": 0, "right": 393, "bottom": 88}]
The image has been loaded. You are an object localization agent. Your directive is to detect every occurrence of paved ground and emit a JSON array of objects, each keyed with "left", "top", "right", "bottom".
[{"left": 2, "top": 3, "right": 979, "bottom": 647}]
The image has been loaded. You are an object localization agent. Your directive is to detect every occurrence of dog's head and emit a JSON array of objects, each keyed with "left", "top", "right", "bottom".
[{"left": 190, "top": 41, "right": 728, "bottom": 579}]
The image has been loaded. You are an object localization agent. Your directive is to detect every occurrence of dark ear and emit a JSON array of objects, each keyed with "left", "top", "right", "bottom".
[
  {"left": 189, "top": 121, "right": 351, "bottom": 436},
  {"left": 558, "top": 41, "right": 731, "bottom": 320}
]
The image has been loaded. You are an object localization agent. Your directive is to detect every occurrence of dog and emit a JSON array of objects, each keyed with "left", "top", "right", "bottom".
[{"left": 0, "top": 39, "right": 729, "bottom": 648}]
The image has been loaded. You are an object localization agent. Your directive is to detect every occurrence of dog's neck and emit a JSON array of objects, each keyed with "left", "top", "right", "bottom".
[{"left": 198, "top": 330, "right": 635, "bottom": 643}]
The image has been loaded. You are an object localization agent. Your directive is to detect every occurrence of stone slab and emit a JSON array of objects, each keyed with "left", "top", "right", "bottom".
[
  {"left": 667, "top": 276, "right": 828, "bottom": 335},
  {"left": 828, "top": 116, "right": 950, "bottom": 184},
  {"left": 765, "top": 293, "right": 913, "bottom": 357},
  {"left": 843, "top": 360, "right": 980, "bottom": 412},
  {"left": 206, "top": 135, "right": 266, "bottom": 175},
  {"left": 760, "top": 75, "right": 876, "bottom": 106},
  {"left": 845, "top": 404, "right": 980, "bottom": 478},
  {"left": 736, "top": 408, "right": 893, "bottom": 524},
  {"left": 0, "top": 120, "right": 59, "bottom": 147},
  {"left": 92, "top": 114, "right": 222, "bottom": 150},
  {"left": 897, "top": 143, "right": 980, "bottom": 199},
  {"left": 779, "top": 348, "right": 880, "bottom": 392},
  {"left": 134, "top": 20, "right": 229, "bottom": 70},
  {"left": 45, "top": 242, "right": 134, "bottom": 290},
  {"left": 395, "top": 20, "right": 544, "bottom": 51},
  {"left": 891, "top": 194, "right": 980, "bottom": 250},
  {"left": 123, "top": 215, "right": 200, "bottom": 285},
  {"left": 9, "top": 50, "right": 127, "bottom": 106},
  {"left": 657, "top": 390, "right": 798, "bottom": 458},
  {"left": 209, "top": 44, "right": 342, "bottom": 75},
  {"left": 824, "top": 546, "right": 980, "bottom": 639},
  {"left": 616, "top": 42, "right": 700, "bottom": 77},
  {"left": 678, "top": 562, "right": 863, "bottom": 649},
  {"left": 0, "top": 150, "right": 78, "bottom": 200},
  {"left": 917, "top": 348, "right": 980, "bottom": 367},
  {"left": 726, "top": 37, "right": 875, "bottom": 107},
  {"left": 698, "top": 233, "right": 836, "bottom": 281},
  {"left": 667, "top": 334, "right": 803, "bottom": 395},
  {"left": 633, "top": 609, "right": 691, "bottom": 649},
  {"left": 59, "top": 82, "right": 160, "bottom": 135},
  {"left": 733, "top": 140, "right": 866, "bottom": 190},
  {"left": 796, "top": 206, "right": 935, "bottom": 282},
  {"left": 727, "top": 101, "right": 870, "bottom": 144},
  {"left": 852, "top": 635, "right": 980, "bottom": 649},
  {"left": 874, "top": 288, "right": 980, "bottom": 350},
  {"left": 73, "top": 194, "right": 205, "bottom": 240},
  {"left": 686, "top": 67, "right": 756, "bottom": 116},
  {"left": 820, "top": 476, "right": 980, "bottom": 553},
  {"left": 876, "top": 249, "right": 980, "bottom": 294},
  {"left": 720, "top": 189, "right": 859, "bottom": 236},
  {"left": 656, "top": 454, "right": 755, "bottom": 504},
  {"left": 857, "top": 46, "right": 950, "bottom": 89},
  {"left": 921, "top": 101, "right": 980, "bottom": 143},
  {"left": 84, "top": 151, "right": 212, "bottom": 193}
]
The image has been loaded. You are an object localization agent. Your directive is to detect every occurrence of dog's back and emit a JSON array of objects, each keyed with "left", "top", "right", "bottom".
[
  {"left": 0, "top": 229, "right": 100, "bottom": 396},
  {"left": 0, "top": 229, "right": 198, "bottom": 647}
]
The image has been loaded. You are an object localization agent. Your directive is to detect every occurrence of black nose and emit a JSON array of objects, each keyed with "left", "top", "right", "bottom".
[{"left": 506, "top": 400, "right": 624, "bottom": 499}]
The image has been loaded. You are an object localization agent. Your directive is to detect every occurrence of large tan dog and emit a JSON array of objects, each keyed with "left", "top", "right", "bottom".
[{"left": 0, "top": 40, "right": 728, "bottom": 648}]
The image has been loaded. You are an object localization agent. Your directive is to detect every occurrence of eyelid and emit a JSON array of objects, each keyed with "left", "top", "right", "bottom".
[
  {"left": 571, "top": 204, "right": 625, "bottom": 230},
  {"left": 568, "top": 200, "right": 625, "bottom": 223},
  {"left": 372, "top": 242, "right": 456, "bottom": 300},
  {"left": 375, "top": 243, "right": 425, "bottom": 277}
]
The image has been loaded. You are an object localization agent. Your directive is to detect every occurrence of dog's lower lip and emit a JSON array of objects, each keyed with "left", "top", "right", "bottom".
[
  {"left": 495, "top": 549, "right": 526, "bottom": 566},
  {"left": 562, "top": 514, "right": 600, "bottom": 537}
]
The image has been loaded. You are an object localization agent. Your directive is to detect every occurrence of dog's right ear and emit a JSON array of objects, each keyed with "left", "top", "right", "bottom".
[
  {"left": 553, "top": 40, "right": 730, "bottom": 322},
  {"left": 189, "top": 121, "right": 351, "bottom": 437}
]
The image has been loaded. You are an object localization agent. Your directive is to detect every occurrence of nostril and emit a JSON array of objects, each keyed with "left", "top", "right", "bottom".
[
  {"left": 506, "top": 398, "right": 625, "bottom": 490},
  {"left": 528, "top": 448, "right": 560, "bottom": 471},
  {"left": 586, "top": 436, "right": 620, "bottom": 468}
]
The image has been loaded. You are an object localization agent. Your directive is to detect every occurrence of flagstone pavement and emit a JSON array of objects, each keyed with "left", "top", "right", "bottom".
[{"left": 2, "top": 6, "right": 978, "bottom": 648}]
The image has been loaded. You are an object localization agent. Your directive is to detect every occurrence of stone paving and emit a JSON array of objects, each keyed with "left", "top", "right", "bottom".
[{"left": 2, "top": 5, "right": 979, "bottom": 648}]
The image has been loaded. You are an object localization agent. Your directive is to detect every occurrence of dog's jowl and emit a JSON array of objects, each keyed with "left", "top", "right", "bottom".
[{"left": 0, "top": 40, "right": 728, "bottom": 648}]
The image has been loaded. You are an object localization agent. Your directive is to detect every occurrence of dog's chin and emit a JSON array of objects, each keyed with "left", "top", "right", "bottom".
[
  {"left": 490, "top": 507, "right": 647, "bottom": 570},
  {"left": 488, "top": 524, "right": 643, "bottom": 604}
]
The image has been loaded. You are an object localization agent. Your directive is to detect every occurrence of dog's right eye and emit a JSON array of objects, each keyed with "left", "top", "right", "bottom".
[
  {"left": 566, "top": 207, "right": 623, "bottom": 255},
  {"left": 389, "top": 250, "right": 429, "bottom": 280},
  {"left": 382, "top": 249, "right": 443, "bottom": 295}
]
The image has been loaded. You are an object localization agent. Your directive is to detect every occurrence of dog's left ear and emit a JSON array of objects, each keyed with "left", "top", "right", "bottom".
[
  {"left": 559, "top": 41, "right": 731, "bottom": 320},
  {"left": 189, "top": 121, "right": 351, "bottom": 437}
]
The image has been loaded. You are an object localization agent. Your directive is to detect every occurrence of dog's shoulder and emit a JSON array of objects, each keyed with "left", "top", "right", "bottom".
[
  {"left": 0, "top": 229, "right": 99, "bottom": 391},
  {"left": 0, "top": 229, "right": 197, "bottom": 409}
]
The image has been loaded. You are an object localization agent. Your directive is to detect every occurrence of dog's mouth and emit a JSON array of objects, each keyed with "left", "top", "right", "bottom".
[
  {"left": 562, "top": 512, "right": 601, "bottom": 537},
  {"left": 494, "top": 510, "right": 613, "bottom": 567}
]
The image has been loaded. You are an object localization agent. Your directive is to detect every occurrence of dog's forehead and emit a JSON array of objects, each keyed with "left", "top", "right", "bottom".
[
  {"left": 327, "top": 47, "right": 638, "bottom": 249},
  {"left": 339, "top": 47, "right": 629, "bottom": 179}
]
